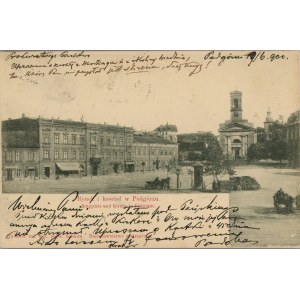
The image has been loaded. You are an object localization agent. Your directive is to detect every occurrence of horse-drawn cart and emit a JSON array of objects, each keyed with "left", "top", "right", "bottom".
[
  {"left": 273, "top": 189, "right": 295, "bottom": 213},
  {"left": 145, "top": 177, "right": 170, "bottom": 190}
]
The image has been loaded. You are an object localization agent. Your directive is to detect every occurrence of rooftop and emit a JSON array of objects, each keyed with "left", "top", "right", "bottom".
[
  {"left": 133, "top": 135, "right": 177, "bottom": 145},
  {"left": 2, "top": 114, "right": 133, "bottom": 131},
  {"left": 154, "top": 123, "right": 178, "bottom": 132}
]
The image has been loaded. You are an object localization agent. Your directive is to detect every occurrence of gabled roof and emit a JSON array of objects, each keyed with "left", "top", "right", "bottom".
[{"left": 219, "top": 122, "right": 255, "bottom": 132}]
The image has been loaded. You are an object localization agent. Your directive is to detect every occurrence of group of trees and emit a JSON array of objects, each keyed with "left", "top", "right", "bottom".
[
  {"left": 248, "top": 121, "right": 288, "bottom": 166},
  {"left": 184, "top": 137, "right": 236, "bottom": 183}
]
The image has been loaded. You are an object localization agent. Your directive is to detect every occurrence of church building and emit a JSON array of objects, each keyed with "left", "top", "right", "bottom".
[{"left": 218, "top": 91, "right": 257, "bottom": 160}]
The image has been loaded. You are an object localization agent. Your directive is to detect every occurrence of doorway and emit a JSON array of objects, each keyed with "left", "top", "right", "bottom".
[
  {"left": 44, "top": 167, "right": 50, "bottom": 178},
  {"left": 234, "top": 149, "right": 240, "bottom": 160},
  {"left": 113, "top": 163, "right": 119, "bottom": 173},
  {"left": 6, "top": 169, "right": 13, "bottom": 181}
]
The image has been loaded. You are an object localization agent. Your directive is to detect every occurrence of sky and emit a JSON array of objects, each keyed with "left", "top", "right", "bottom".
[{"left": 1, "top": 51, "right": 299, "bottom": 135}]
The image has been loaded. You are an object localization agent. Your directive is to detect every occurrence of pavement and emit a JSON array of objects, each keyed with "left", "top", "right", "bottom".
[
  {"left": 3, "top": 165, "right": 300, "bottom": 247},
  {"left": 229, "top": 166, "right": 300, "bottom": 247}
]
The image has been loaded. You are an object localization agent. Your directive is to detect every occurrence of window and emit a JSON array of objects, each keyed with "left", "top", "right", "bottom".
[
  {"left": 161, "top": 149, "right": 163, "bottom": 155},
  {"left": 80, "top": 151, "right": 84, "bottom": 160},
  {"left": 15, "top": 151, "right": 20, "bottom": 161},
  {"left": 100, "top": 149, "right": 104, "bottom": 157},
  {"left": 16, "top": 169, "right": 21, "bottom": 177},
  {"left": 233, "top": 139, "right": 241, "bottom": 144},
  {"left": 80, "top": 136, "right": 85, "bottom": 145},
  {"left": 44, "top": 150, "right": 50, "bottom": 159},
  {"left": 107, "top": 138, "right": 111, "bottom": 145},
  {"left": 113, "top": 138, "right": 117, "bottom": 146},
  {"left": 100, "top": 137, "right": 104, "bottom": 145},
  {"left": 114, "top": 151, "right": 118, "bottom": 159},
  {"left": 63, "top": 150, "right": 68, "bottom": 159},
  {"left": 107, "top": 150, "right": 111, "bottom": 158},
  {"left": 54, "top": 133, "right": 59, "bottom": 144},
  {"left": 151, "top": 148, "right": 155, "bottom": 155},
  {"left": 127, "top": 151, "right": 131, "bottom": 159},
  {"left": 234, "top": 111, "right": 239, "bottom": 117},
  {"left": 54, "top": 149, "right": 59, "bottom": 159},
  {"left": 155, "top": 149, "right": 159, "bottom": 155},
  {"left": 72, "top": 150, "right": 77, "bottom": 159},
  {"left": 63, "top": 134, "right": 68, "bottom": 144},
  {"left": 126, "top": 137, "right": 132, "bottom": 146},
  {"left": 44, "top": 133, "right": 50, "bottom": 143},
  {"left": 234, "top": 98, "right": 238, "bottom": 109},
  {"left": 28, "top": 152, "right": 34, "bottom": 161},
  {"left": 6, "top": 151, "right": 12, "bottom": 162},
  {"left": 91, "top": 135, "right": 96, "bottom": 146},
  {"left": 138, "top": 148, "right": 141, "bottom": 156},
  {"left": 72, "top": 135, "right": 77, "bottom": 145},
  {"left": 119, "top": 138, "right": 123, "bottom": 146}
]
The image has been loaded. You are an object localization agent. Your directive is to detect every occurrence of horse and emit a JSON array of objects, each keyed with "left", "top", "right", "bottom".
[
  {"left": 273, "top": 192, "right": 295, "bottom": 214},
  {"left": 160, "top": 177, "right": 170, "bottom": 190},
  {"left": 145, "top": 177, "right": 161, "bottom": 189}
]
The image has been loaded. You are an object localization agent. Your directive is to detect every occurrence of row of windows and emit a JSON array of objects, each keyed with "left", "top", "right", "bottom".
[
  {"left": 93, "top": 149, "right": 132, "bottom": 160},
  {"left": 99, "top": 137, "right": 133, "bottom": 146},
  {"left": 134, "top": 147, "right": 177, "bottom": 156},
  {"left": 43, "top": 133, "right": 133, "bottom": 146},
  {"left": 6, "top": 151, "right": 35, "bottom": 162},
  {"left": 44, "top": 149, "right": 85, "bottom": 160},
  {"left": 50, "top": 134, "right": 85, "bottom": 145}
]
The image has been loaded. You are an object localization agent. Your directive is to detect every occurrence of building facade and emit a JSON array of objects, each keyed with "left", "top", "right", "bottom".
[
  {"left": 218, "top": 91, "right": 257, "bottom": 160},
  {"left": 2, "top": 115, "right": 134, "bottom": 180},
  {"left": 153, "top": 123, "right": 178, "bottom": 143},
  {"left": 132, "top": 134, "right": 178, "bottom": 172},
  {"left": 286, "top": 110, "right": 300, "bottom": 168}
]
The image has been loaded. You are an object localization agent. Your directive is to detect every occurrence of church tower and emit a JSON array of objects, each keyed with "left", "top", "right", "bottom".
[
  {"left": 230, "top": 90, "right": 243, "bottom": 121},
  {"left": 264, "top": 107, "right": 273, "bottom": 140}
]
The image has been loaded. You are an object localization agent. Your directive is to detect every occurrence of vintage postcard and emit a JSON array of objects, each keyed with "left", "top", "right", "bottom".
[{"left": 0, "top": 50, "right": 299, "bottom": 248}]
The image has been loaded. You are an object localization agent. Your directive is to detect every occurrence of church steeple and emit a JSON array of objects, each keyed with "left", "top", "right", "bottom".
[
  {"left": 230, "top": 90, "right": 243, "bottom": 121},
  {"left": 264, "top": 107, "right": 274, "bottom": 139},
  {"left": 265, "top": 107, "right": 273, "bottom": 122}
]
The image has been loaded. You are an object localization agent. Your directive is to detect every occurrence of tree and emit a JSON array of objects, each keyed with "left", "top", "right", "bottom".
[
  {"left": 269, "top": 139, "right": 288, "bottom": 167},
  {"left": 268, "top": 121, "right": 288, "bottom": 167},
  {"left": 167, "top": 157, "right": 182, "bottom": 192},
  {"left": 247, "top": 144, "right": 258, "bottom": 161},
  {"left": 248, "top": 121, "right": 287, "bottom": 165},
  {"left": 247, "top": 142, "right": 269, "bottom": 161},
  {"left": 204, "top": 139, "right": 236, "bottom": 182},
  {"left": 187, "top": 151, "right": 201, "bottom": 162},
  {"left": 256, "top": 127, "right": 266, "bottom": 143}
]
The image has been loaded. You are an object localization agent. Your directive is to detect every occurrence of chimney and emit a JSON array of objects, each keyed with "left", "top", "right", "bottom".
[{"left": 22, "top": 113, "right": 26, "bottom": 118}]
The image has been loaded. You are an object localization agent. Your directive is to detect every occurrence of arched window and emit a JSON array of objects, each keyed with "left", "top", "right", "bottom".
[{"left": 233, "top": 139, "right": 241, "bottom": 144}]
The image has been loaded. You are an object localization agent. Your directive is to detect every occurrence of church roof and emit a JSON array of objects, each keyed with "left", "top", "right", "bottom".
[{"left": 218, "top": 122, "right": 255, "bottom": 132}]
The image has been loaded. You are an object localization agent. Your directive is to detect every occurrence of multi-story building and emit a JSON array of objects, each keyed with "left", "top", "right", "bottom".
[
  {"left": 2, "top": 114, "right": 134, "bottom": 180},
  {"left": 132, "top": 133, "right": 178, "bottom": 172},
  {"left": 286, "top": 110, "right": 300, "bottom": 168},
  {"left": 153, "top": 123, "right": 178, "bottom": 143}
]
